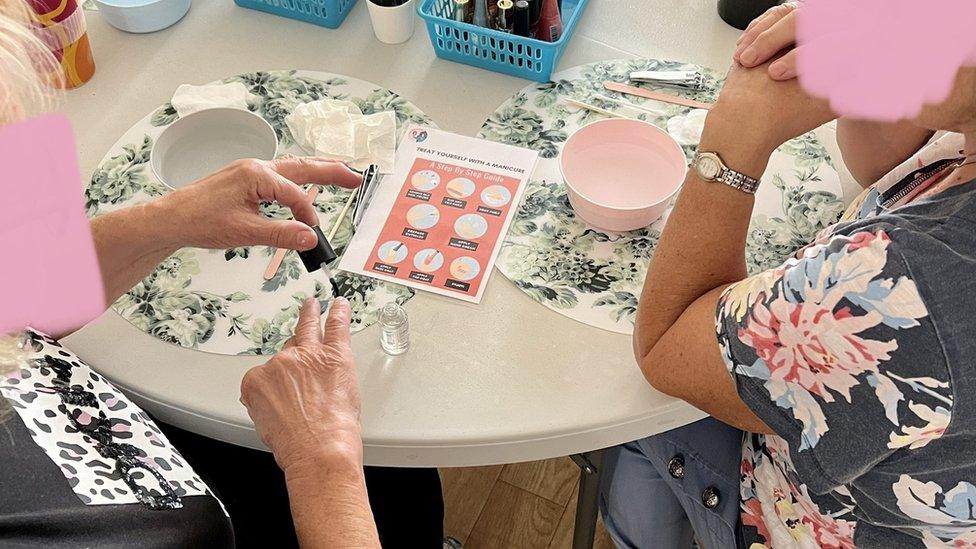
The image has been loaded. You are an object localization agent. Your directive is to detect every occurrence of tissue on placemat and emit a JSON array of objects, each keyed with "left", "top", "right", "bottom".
[
  {"left": 285, "top": 99, "right": 397, "bottom": 173},
  {"left": 668, "top": 109, "right": 708, "bottom": 145},
  {"left": 171, "top": 83, "right": 253, "bottom": 118},
  {"left": 666, "top": 108, "right": 709, "bottom": 146}
]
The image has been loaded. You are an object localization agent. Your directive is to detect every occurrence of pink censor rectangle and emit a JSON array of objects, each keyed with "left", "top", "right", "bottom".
[
  {"left": 0, "top": 114, "right": 105, "bottom": 335},
  {"left": 798, "top": 0, "right": 976, "bottom": 121}
]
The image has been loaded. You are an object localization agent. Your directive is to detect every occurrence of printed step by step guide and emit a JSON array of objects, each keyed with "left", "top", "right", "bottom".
[{"left": 339, "top": 125, "right": 539, "bottom": 303}]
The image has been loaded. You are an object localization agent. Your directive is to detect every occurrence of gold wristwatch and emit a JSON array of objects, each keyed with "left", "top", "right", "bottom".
[{"left": 692, "top": 151, "right": 761, "bottom": 194}]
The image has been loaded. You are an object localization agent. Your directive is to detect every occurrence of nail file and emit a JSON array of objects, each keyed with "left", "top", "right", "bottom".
[
  {"left": 604, "top": 82, "right": 713, "bottom": 110},
  {"left": 264, "top": 185, "right": 320, "bottom": 281}
]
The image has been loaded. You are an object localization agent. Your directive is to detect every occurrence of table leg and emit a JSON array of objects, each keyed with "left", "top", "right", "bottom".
[{"left": 570, "top": 449, "right": 605, "bottom": 549}]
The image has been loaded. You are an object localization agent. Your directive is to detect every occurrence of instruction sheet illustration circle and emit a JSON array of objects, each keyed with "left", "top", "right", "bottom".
[
  {"left": 413, "top": 249, "right": 444, "bottom": 272},
  {"left": 411, "top": 169, "right": 441, "bottom": 191},
  {"left": 454, "top": 213, "right": 489, "bottom": 239},
  {"left": 446, "top": 177, "right": 476, "bottom": 198},
  {"left": 449, "top": 256, "right": 481, "bottom": 281},
  {"left": 377, "top": 241, "right": 409, "bottom": 264},
  {"left": 481, "top": 185, "right": 512, "bottom": 208},
  {"left": 406, "top": 204, "right": 440, "bottom": 229}
]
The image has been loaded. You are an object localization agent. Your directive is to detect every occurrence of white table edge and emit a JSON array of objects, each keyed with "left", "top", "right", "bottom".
[{"left": 112, "top": 375, "right": 708, "bottom": 467}]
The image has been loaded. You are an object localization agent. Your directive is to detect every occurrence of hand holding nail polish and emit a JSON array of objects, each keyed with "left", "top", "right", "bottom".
[
  {"left": 156, "top": 156, "right": 361, "bottom": 253},
  {"left": 298, "top": 225, "right": 342, "bottom": 297}
]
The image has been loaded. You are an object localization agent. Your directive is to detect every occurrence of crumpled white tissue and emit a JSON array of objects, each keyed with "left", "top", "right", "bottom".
[
  {"left": 666, "top": 108, "right": 709, "bottom": 146},
  {"left": 285, "top": 99, "right": 397, "bottom": 173},
  {"left": 171, "top": 83, "right": 253, "bottom": 118}
]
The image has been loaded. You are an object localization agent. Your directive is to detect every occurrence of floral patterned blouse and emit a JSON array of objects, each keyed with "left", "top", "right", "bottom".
[{"left": 717, "top": 136, "right": 976, "bottom": 548}]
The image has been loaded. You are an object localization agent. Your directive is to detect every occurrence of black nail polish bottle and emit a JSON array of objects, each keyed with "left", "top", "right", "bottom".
[{"left": 298, "top": 225, "right": 341, "bottom": 296}]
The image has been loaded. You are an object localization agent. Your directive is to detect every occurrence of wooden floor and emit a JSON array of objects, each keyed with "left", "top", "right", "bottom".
[{"left": 441, "top": 457, "right": 614, "bottom": 549}]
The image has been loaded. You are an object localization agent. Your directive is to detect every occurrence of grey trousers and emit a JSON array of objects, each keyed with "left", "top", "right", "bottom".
[{"left": 599, "top": 418, "right": 744, "bottom": 549}]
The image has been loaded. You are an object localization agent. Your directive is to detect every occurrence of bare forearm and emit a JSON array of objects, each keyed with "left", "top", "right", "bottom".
[
  {"left": 90, "top": 200, "right": 179, "bottom": 306},
  {"left": 632, "top": 119, "right": 776, "bottom": 433},
  {"left": 630, "top": 63, "right": 834, "bottom": 433},
  {"left": 282, "top": 446, "right": 380, "bottom": 549},
  {"left": 634, "top": 122, "right": 770, "bottom": 361},
  {"left": 641, "top": 286, "right": 775, "bottom": 433},
  {"left": 836, "top": 119, "right": 934, "bottom": 188}
]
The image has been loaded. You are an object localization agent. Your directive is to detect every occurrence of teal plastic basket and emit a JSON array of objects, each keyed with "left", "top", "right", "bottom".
[
  {"left": 234, "top": 0, "right": 357, "bottom": 28},
  {"left": 418, "top": 0, "right": 589, "bottom": 82}
]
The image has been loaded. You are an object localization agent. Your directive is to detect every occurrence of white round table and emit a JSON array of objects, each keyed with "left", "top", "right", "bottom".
[{"left": 63, "top": 0, "right": 859, "bottom": 469}]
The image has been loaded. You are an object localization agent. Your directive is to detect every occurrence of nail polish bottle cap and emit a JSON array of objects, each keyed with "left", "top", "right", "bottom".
[
  {"left": 528, "top": 0, "right": 540, "bottom": 24},
  {"left": 497, "top": 0, "right": 514, "bottom": 30},
  {"left": 298, "top": 225, "right": 338, "bottom": 272},
  {"left": 514, "top": 0, "right": 530, "bottom": 36},
  {"left": 453, "top": 0, "right": 470, "bottom": 21}
]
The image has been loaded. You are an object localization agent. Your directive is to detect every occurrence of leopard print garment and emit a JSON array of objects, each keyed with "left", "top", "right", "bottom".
[{"left": 0, "top": 329, "right": 214, "bottom": 509}]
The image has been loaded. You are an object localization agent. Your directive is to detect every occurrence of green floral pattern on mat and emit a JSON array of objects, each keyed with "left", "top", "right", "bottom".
[
  {"left": 479, "top": 58, "right": 845, "bottom": 335},
  {"left": 87, "top": 70, "right": 432, "bottom": 355}
]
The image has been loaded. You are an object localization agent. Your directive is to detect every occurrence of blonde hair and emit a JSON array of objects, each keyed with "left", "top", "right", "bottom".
[
  {"left": 0, "top": 0, "right": 61, "bottom": 124},
  {"left": 0, "top": 336, "right": 23, "bottom": 381},
  {"left": 1, "top": 0, "right": 60, "bottom": 385}
]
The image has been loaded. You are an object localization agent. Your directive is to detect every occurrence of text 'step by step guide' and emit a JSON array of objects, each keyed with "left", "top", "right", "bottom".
[{"left": 340, "top": 126, "right": 539, "bottom": 303}]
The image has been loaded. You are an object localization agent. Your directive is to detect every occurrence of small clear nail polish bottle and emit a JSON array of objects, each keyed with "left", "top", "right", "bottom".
[{"left": 379, "top": 302, "right": 409, "bottom": 355}]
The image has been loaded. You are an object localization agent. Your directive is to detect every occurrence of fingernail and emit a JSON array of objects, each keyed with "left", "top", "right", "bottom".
[
  {"left": 769, "top": 62, "right": 787, "bottom": 79},
  {"left": 298, "top": 231, "right": 314, "bottom": 249},
  {"left": 739, "top": 46, "right": 757, "bottom": 65}
]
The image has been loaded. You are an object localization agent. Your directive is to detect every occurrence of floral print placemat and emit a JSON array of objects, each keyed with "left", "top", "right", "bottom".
[
  {"left": 479, "top": 58, "right": 846, "bottom": 335},
  {"left": 86, "top": 70, "right": 433, "bottom": 356}
]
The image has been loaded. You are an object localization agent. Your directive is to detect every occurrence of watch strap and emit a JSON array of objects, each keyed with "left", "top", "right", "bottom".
[
  {"left": 693, "top": 151, "right": 761, "bottom": 195},
  {"left": 718, "top": 168, "right": 760, "bottom": 194}
]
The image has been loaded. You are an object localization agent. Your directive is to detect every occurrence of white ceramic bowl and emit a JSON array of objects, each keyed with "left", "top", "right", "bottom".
[
  {"left": 93, "top": 0, "right": 191, "bottom": 34},
  {"left": 151, "top": 108, "right": 278, "bottom": 190},
  {"left": 559, "top": 118, "right": 687, "bottom": 232}
]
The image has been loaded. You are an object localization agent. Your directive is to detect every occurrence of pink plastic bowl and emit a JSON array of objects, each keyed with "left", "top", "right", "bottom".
[{"left": 559, "top": 118, "right": 687, "bottom": 232}]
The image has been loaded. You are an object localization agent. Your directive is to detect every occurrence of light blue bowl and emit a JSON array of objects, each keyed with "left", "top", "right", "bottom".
[{"left": 93, "top": 0, "right": 191, "bottom": 33}]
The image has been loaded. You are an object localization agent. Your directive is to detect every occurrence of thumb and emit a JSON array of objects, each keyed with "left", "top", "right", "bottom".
[
  {"left": 250, "top": 218, "right": 317, "bottom": 251},
  {"left": 322, "top": 297, "right": 352, "bottom": 346}
]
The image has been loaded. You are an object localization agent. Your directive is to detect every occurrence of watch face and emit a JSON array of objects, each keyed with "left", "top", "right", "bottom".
[{"left": 698, "top": 155, "right": 721, "bottom": 180}]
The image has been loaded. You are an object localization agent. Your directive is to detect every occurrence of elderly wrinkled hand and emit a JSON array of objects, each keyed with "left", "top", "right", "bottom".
[
  {"left": 240, "top": 297, "right": 362, "bottom": 470},
  {"left": 158, "top": 156, "right": 361, "bottom": 253}
]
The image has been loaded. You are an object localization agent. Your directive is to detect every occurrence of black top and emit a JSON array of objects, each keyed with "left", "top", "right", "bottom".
[{"left": 0, "top": 330, "right": 233, "bottom": 548}]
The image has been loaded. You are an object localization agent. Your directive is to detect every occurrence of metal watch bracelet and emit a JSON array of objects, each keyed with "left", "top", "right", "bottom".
[
  {"left": 717, "top": 168, "right": 760, "bottom": 194},
  {"left": 693, "top": 151, "right": 761, "bottom": 194}
]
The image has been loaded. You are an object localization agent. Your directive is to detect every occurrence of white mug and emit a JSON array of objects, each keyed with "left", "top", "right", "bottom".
[{"left": 366, "top": 0, "right": 417, "bottom": 45}]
